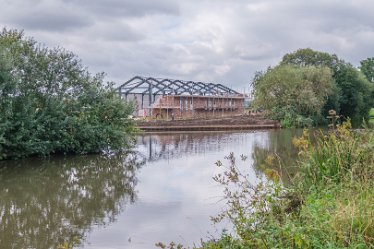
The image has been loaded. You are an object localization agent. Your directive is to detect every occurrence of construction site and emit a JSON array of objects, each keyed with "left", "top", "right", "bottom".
[
  {"left": 117, "top": 76, "right": 279, "bottom": 131},
  {"left": 117, "top": 76, "right": 245, "bottom": 119}
]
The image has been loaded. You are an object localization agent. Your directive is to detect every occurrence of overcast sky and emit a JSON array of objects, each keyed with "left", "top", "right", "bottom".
[{"left": 1, "top": 0, "right": 374, "bottom": 91}]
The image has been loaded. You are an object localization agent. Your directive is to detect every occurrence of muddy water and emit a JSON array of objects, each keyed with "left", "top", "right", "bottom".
[{"left": 0, "top": 130, "right": 300, "bottom": 249}]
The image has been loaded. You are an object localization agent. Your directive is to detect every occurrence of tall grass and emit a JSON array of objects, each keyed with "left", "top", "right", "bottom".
[{"left": 200, "top": 122, "right": 374, "bottom": 249}]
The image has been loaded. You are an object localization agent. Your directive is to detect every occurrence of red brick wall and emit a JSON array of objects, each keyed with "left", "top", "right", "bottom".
[{"left": 151, "top": 95, "right": 244, "bottom": 119}]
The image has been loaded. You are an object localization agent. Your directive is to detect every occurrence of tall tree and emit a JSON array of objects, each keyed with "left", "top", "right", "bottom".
[
  {"left": 360, "top": 57, "right": 374, "bottom": 83},
  {"left": 280, "top": 48, "right": 373, "bottom": 125},
  {"left": 253, "top": 65, "right": 334, "bottom": 127},
  {"left": 281, "top": 48, "right": 341, "bottom": 69},
  {"left": 334, "top": 64, "right": 373, "bottom": 125}
]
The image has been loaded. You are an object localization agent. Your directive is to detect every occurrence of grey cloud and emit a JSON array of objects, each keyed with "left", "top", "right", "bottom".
[
  {"left": 1, "top": 0, "right": 374, "bottom": 90},
  {"left": 66, "top": 0, "right": 180, "bottom": 18},
  {"left": 1, "top": 0, "right": 93, "bottom": 31},
  {"left": 10, "top": 11, "right": 92, "bottom": 31},
  {"left": 87, "top": 22, "right": 145, "bottom": 42},
  {"left": 1, "top": 0, "right": 179, "bottom": 32}
]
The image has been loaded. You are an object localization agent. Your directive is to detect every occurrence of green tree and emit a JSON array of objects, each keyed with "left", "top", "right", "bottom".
[
  {"left": 334, "top": 64, "right": 373, "bottom": 125},
  {"left": 360, "top": 57, "right": 374, "bottom": 83},
  {"left": 281, "top": 48, "right": 341, "bottom": 69},
  {"left": 280, "top": 48, "right": 374, "bottom": 126},
  {"left": 0, "top": 29, "right": 135, "bottom": 159},
  {"left": 253, "top": 65, "right": 334, "bottom": 127}
]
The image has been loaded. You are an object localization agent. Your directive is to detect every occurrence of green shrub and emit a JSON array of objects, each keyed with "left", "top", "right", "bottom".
[{"left": 0, "top": 29, "right": 135, "bottom": 159}]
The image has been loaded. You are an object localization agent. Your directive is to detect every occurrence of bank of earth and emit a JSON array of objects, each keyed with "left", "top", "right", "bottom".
[{"left": 136, "top": 115, "right": 280, "bottom": 131}]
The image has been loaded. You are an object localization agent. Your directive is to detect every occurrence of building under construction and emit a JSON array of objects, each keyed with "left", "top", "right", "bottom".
[{"left": 117, "top": 76, "right": 245, "bottom": 119}]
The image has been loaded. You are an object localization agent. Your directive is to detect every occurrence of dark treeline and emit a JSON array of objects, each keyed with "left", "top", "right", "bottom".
[{"left": 0, "top": 29, "right": 135, "bottom": 160}]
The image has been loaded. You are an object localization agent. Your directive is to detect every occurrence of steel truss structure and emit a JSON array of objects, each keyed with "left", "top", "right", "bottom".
[{"left": 117, "top": 76, "right": 239, "bottom": 100}]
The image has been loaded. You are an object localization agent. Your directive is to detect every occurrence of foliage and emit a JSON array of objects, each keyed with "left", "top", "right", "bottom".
[
  {"left": 333, "top": 64, "right": 373, "bottom": 126},
  {"left": 0, "top": 29, "right": 135, "bottom": 159},
  {"left": 370, "top": 108, "right": 374, "bottom": 117},
  {"left": 252, "top": 65, "right": 334, "bottom": 127},
  {"left": 155, "top": 241, "right": 187, "bottom": 249},
  {"left": 281, "top": 48, "right": 341, "bottom": 69},
  {"left": 360, "top": 57, "right": 374, "bottom": 83},
  {"left": 200, "top": 233, "right": 244, "bottom": 249},
  {"left": 278, "top": 48, "right": 374, "bottom": 127},
  {"left": 369, "top": 108, "right": 374, "bottom": 127},
  {"left": 204, "top": 122, "right": 374, "bottom": 248}
]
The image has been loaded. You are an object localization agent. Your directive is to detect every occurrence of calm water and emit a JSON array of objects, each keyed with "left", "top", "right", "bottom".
[{"left": 0, "top": 130, "right": 300, "bottom": 249}]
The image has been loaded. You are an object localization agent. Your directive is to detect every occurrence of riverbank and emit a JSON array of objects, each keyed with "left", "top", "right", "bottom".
[
  {"left": 135, "top": 115, "right": 280, "bottom": 131},
  {"left": 198, "top": 123, "right": 374, "bottom": 249}
]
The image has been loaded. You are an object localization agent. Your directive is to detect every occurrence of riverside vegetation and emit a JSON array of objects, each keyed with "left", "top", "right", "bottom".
[
  {"left": 252, "top": 48, "right": 374, "bottom": 127},
  {"left": 370, "top": 108, "right": 374, "bottom": 126},
  {"left": 204, "top": 122, "right": 374, "bottom": 248},
  {"left": 0, "top": 29, "right": 135, "bottom": 159},
  {"left": 157, "top": 122, "right": 374, "bottom": 249}
]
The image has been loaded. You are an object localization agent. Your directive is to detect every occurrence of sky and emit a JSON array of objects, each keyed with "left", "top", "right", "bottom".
[{"left": 1, "top": 0, "right": 374, "bottom": 91}]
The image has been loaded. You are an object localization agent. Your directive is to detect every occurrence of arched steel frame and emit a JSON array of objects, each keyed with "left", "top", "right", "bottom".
[{"left": 117, "top": 76, "right": 239, "bottom": 103}]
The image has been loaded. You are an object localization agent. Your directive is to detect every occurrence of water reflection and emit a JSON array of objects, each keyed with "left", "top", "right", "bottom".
[
  {"left": 252, "top": 129, "right": 301, "bottom": 182},
  {"left": 136, "top": 131, "right": 300, "bottom": 182},
  {"left": 137, "top": 132, "right": 267, "bottom": 162},
  {"left": 86, "top": 131, "right": 299, "bottom": 248},
  {"left": 0, "top": 130, "right": 301, "bottom": 249},
  {"left": 0, "top": 152, "right": 144, "bottom": 249}
]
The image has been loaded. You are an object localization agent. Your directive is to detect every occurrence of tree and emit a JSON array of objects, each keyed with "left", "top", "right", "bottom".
[
  {"left": 334, "top": 64, "right": 373, "bottom": 125},
  {"left": 0, "top": 29, "right": 135, "bottom": 159},
  {"left": 360, "top": 57, "right": 374, "bottom": 83},
  {"left": 281, "top": 48, "right": 341, "bottom": 69},
  {"left": 253, "top": 65, "right": 334, "bottom": 127},
  {"left": 280, "top": 48, "right": 374, "bottom": 126}
]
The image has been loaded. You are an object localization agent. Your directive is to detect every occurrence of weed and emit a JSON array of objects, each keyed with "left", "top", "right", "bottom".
[{"left": 204, "top": 121, "right": 374, "bottom": 248}]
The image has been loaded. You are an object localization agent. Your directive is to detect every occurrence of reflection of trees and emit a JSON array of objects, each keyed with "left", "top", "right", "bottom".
[
  {"left": 137, "top": 130, "right": 302, "bottom": 182},
  {"left": 252, "top": 129, "right": 302, "bottom": 183},
  {"left": 137, "top": 132, "right": 249, "bottom": 162},
  {"left": 0, "top": 152, "right": 145, "bottom": 249}
]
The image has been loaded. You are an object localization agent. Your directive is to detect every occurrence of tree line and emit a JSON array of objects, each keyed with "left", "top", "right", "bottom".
[
  {"left": 252, "top": 48, "right": 374, "bottom": 127},
  {"left": 0, "top": 29, "right": 135, "bottom": 160}
]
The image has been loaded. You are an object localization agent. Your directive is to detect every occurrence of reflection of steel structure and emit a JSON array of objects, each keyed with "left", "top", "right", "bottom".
[
  {"left": 137, "top": 133, "right": 245, "bottom": 162},
  {"left": 117, "top": 76, "right": 239, "bottom": 98}
]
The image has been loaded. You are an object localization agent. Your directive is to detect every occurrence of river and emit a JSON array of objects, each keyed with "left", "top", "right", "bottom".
[{"left": 0, "top": 129, "right": 300, "bottom": 249}]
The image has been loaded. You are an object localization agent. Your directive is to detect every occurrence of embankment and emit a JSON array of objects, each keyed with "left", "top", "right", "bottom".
[{"left": 136, "top": 115, "right": 280, "bottom": 131}]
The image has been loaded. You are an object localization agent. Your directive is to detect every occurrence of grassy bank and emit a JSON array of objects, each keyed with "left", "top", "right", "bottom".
[{"left": 198, "top": 122, "right": 374, "bottom": 249}]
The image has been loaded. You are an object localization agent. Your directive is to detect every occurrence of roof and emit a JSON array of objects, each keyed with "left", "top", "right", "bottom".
[{"left": 117, "top": 76, "right": 239, "bottom": 96}]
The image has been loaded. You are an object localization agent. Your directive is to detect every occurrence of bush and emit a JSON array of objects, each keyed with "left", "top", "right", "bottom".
[{"left": 0, "top": 29, "right": 135, "bottom": 159}]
